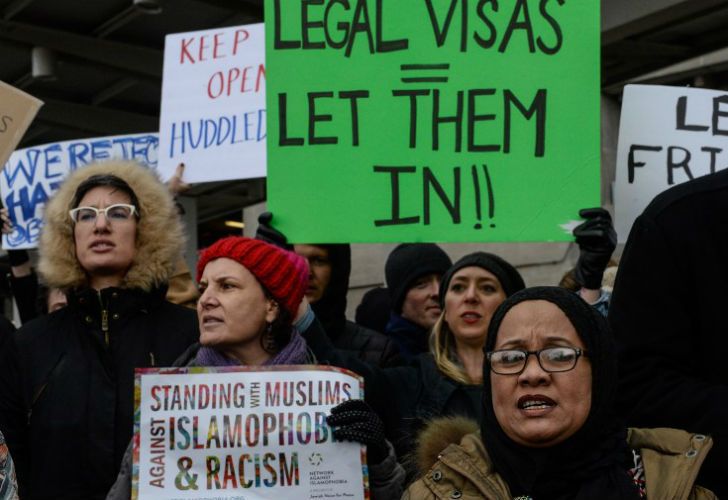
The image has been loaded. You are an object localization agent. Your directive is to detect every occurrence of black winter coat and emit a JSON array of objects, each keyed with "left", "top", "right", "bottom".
[
  {"left": 8, "top": 272, "right": 39, "bottom": 324},
  {"left": 304, "top": 317, "right": 482, "bottom": 463},
  {"left": 333, "top": 320, "right": 402, "bottom": 367},
  {"left": 0, "top": 285, "right": 198, "bottom": 499},
  {"left": 609, "top": 168, "right": 728, "bottom": 498},
  {"left": 385, "top": 314, "right": 430, "bottom": 362},
  {"left": 311, "top": 244, "right": 402, "bottom": 368}
]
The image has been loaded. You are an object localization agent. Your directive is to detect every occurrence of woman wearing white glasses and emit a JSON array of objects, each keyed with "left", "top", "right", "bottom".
[{"left": 0, "top": 160, "right": 198, "bottom": 499}]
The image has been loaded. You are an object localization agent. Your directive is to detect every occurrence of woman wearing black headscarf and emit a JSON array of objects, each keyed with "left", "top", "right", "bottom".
[{"left": 404, "top": 287, "right": 716, "bottom": 499}]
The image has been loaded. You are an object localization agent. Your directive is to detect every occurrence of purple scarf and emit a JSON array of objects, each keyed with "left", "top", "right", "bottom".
[{"left": 195, "top": 328, "right": 309, "bottom": 367}]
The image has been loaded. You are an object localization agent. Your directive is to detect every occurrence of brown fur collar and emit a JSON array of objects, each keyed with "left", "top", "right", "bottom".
[
  {"left": 38, "top": 160, "right": 184, "bottom": 291},
  {"left": 412, "top": 417, "right": 479, "bottom": 475}
]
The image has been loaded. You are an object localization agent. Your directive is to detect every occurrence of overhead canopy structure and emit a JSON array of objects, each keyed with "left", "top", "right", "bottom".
[
  {"left": 1, "top": 0, "right": 728, "bottom": 223},
  {"left": 602, "top": 0, "right": 728, "bottom": 92}
]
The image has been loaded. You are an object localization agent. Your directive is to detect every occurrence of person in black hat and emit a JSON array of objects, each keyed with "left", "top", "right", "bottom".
[
  {"left": 383, "top": 243, "right": 452, "bottom": 360},
  {"left": 294, "top": 243, "right": 402, "bottom": 367},
  {"left": 355, "top": 286, "right": 391, "bottom": 334}
]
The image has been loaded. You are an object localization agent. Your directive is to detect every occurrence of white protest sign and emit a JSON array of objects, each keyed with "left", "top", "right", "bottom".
[
  {"left": 0, "top": 81, "right": 43, "bottom": 170},
  {"left": 1, "top": 133, "right": 159, "bottom": 249},
  {"left": 158, "top": 23, "right": 266, "bottom": 183},
  {"left": 133, "top": 366, "right": 367, "bottom": 500},
  {"left": 615, "top": 84, "right": 728, "bottom": 241}
]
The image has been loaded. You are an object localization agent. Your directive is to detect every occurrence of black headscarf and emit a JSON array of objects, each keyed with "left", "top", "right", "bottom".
[
  {"left": 482, "top": 286, "right": 639, "bottom": 500},
  {"left": 310, "top": 244, "right": 351, "bottom": 340}
]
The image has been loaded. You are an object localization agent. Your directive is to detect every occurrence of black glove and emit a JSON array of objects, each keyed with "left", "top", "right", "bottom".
[
  {"left": 573, "top": 207, "right": 617, "bottom": 289},
  {"left": 327, "top": 399, "right": 388, "bottom": 465},
  {"left": 255, "top": 212, "right": 292, "bottom": 250}
]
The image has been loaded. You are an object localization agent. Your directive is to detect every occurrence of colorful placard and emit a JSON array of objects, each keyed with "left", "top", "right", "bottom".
[
  {"left": 1, "top": 133, "right": 159, "bottom": 249},
  {"left": 133, "top": 365, "right": 367, "bottom": 500},
  {"left": 0, "top": 81, "right": 43, "bottom": 170},
  {"left": 158, "top": 23, "right": 267, "bottom": 183},
  {"left": 615, "top": 84, "right": 728, "bottom": 241},
  {"left": 264, "top": 0, "right": 600, "bottom": 242}
]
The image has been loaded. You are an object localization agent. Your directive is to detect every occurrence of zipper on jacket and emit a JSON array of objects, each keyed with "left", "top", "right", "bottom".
[
  {"left": 98, "top": 292, "right": 110, "bottom": 346},
  {"left": 102, "top": 309, "right": 109, "bottom": 344}
]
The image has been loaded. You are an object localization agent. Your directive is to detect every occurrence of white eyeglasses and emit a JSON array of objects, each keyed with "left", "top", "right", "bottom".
[{"left": 69, "top": 204, "right": 138, "bottom": 224}]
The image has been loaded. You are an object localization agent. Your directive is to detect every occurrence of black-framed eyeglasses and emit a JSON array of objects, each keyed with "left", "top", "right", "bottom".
[
  {"left": 69, "top": 204, "right": 138, "bottom": 224},
  {"left": 486, "top": 347, "right": 588, "bottom": 375}
]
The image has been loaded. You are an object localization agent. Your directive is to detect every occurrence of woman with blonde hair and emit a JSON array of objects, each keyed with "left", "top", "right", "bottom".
[
  {"left": 430, "top": 253, "right": 526, "bottom": 385},
  {"left": 0, "top": 160, "right": 199, "bottom": 498}
]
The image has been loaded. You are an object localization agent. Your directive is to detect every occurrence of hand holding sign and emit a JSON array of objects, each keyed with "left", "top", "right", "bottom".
[
  {"left": 572, "top": 208, "right": 617, "bottom": 290},
  {"left": 0, "top": 208, "right": 13, "bottom": 234},
  {"left": 166, "top": 163, "right": 190, "bottom": 196},
  {"left": 327, "top": 399, "right": 388, "bottom": 465}
]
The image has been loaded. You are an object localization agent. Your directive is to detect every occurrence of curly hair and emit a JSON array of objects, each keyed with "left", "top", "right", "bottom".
[{"left": 261, "top": 299, "right": 293, "bottom": 355}]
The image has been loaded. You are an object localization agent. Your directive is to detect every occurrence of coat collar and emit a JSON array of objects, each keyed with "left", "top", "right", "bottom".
[{"left": 413, "top": 418, "right": 714, "bottom": 500}]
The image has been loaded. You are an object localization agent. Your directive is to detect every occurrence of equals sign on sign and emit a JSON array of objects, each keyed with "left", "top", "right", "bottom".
[{"left": 400, "top": 63, "right": 450, "bottom": 83}]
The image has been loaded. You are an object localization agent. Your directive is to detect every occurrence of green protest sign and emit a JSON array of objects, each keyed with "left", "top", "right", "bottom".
[{"left": 265, "top": 0, "right": 599, "bottom": 243}]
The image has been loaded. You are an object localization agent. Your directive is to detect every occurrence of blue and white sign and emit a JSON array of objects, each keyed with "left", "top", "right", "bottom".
[{"left": 1, "top": 132, "right": 158, "bottom": 249}]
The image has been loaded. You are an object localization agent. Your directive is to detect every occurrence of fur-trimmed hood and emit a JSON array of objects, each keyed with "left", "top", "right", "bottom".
[
  {"left": 412, "top": 417, "right": 479, "bottom": 475},
  {"left": 408, "top": 418, "right": 716, "bottom": 500},
  {"left": 38, "top": 160, "right": 184, "bottom": 291}
]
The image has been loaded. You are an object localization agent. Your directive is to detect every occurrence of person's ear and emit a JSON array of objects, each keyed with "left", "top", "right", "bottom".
[{"left": 265, "top": 300, "right": 280, "bottom": 324}]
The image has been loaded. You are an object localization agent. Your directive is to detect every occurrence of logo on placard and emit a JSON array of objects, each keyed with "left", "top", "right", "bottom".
[{"left": 308, "top": 452, "right": 324, "bottom": 466}]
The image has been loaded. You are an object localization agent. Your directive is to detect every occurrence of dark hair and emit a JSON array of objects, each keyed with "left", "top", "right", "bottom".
[
  {"left": 261, "top": 288, "right": 294, "bottom": 354},
  {"left": 36, "top": 284, "right": 51, "bottom": 315},
  {"left": 71, "top": 174, "right": 140, "bottom": 213}
]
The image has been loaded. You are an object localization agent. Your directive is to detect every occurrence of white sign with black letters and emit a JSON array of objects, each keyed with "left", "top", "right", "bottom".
[{"left": 615, "top": 84, "right": 728, "bottom": 241}]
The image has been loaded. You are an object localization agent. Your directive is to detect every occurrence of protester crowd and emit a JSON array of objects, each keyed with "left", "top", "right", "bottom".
[{"left": 0, "top": 159, "right": 722, "bottom": 499}]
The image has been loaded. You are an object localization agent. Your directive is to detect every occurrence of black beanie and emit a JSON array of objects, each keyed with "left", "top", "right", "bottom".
[
  {"left": 439, "top": 252, "right": 525, "bottom": 307},
  {"left": 385, "top": 243, "right": 452, "bottom": 314}
]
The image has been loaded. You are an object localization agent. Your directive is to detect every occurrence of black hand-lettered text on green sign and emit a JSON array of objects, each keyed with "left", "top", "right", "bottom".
[{"left": 265, "top": 0, "right": 600, "bottom": 243}]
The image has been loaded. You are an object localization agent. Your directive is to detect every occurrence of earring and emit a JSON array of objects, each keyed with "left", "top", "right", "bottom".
[{"left": 264, "top": 322, "right": 276, "bottom": 351}]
